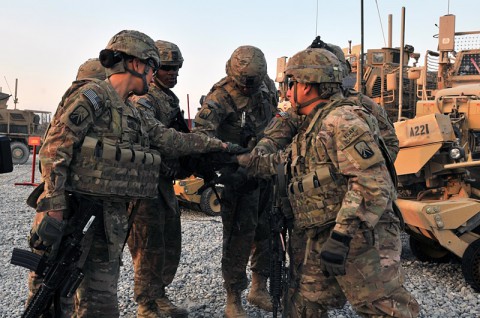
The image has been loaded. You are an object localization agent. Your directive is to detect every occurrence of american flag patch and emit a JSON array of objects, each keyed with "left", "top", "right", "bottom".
[
  {"left": 137, "top": 98, "right": 154, "bottom": 111},
  {"left": 83, "top": 89, "right": 103, "bottom": 116}
]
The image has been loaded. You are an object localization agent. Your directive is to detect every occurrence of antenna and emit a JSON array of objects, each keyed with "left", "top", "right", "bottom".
[
  {"left": 14, "top": 78, "right": 18, "bottom": 109},
  {"left": 315, "top": 0, "right": 319, "bottom": 37}
]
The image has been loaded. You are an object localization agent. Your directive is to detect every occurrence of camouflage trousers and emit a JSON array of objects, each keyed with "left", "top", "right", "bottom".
[
  {"left": 127, "top": 180, "right": 182, "bottom": 304},
  {"left": 27, "top": 199, "right": 129, "bottom": 317},
  {"left": 221, "top": 179, "right": 272, "bottom": 291},
  {"left": 286, "top": 214, "right": 420, "bottom": 318}
]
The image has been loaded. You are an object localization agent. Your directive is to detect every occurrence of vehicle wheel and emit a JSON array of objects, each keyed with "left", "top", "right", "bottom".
[
  {"left": 409, "top": 235, "right": 451, "bottom": 263},
  {"left": 462, "top": 239, "right": 480, "bottom": 292},
  {"left": 200, "top": 186, "right": 223, "bottom": 217},
  {"left": 10, "top": 141, "right": 30, "bottom": 165}
]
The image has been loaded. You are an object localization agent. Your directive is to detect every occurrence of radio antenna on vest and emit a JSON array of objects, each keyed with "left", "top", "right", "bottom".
[{"left": 315, "top": 0, "right": 319, "bottom": 36}]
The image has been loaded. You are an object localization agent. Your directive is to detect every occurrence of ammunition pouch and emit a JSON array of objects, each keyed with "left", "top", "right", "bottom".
[
  {"left": 68, "top": 136, "right": 161, "bottom": 199},
  {"left": 288, "top": 164, "right": 347, "bottom": 230}
]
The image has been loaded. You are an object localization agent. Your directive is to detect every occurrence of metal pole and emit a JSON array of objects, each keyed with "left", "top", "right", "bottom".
[
  {"left": 360, "top": 0, "right": 365, "bottom": 94},
  {"left": 187, "top": 94, "right": 191, "bottom": 130},
  {"left": 388, "top": 14, "right": 392, "bottom": 48},
  {"left": 398, "top": 7, "right": 406, "bottom": 121}
]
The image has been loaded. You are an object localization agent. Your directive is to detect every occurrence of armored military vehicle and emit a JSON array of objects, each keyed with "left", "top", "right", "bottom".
[
  {"left": 393, "top": 14, "right": 480, "bottom": 292},
  {"left": 0, "top": 89, "right": 51, "bottom": 164}
]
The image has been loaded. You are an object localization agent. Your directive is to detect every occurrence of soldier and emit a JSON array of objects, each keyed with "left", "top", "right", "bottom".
[
  {"left": 256, "top": 40, "right": 398, "bottom": 163},
  {"left": 127, "top": 40, "right": 189, "bottom": 317},
  {"left": 27, "top": 30, "right": 238, "bottom": 317},
  {"left": 193, "top": 45, "right": 278, "bottom": 317},
  {"left": 76, "top": 58, "right": 107, "bottom": 81},
  {"left": 236, "top": 48, "right": 419, "bottom": 317}
]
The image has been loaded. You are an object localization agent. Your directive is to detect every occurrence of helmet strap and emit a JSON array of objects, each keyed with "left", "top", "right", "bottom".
[
  {"left": 125, "top": 59, "right": 150, "bottom": 95},
  {"left": 293, "top": 82, "right": 323, "bottom": 114}
]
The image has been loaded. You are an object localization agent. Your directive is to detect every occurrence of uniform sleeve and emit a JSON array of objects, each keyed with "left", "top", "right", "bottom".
[
  {"left": 192, "top": 91, "right": 229, "bottom": 137},
  {"left": 37, "top": 90, "right": 97, "bottom": 211},
  {"left": 140, "top": 109, "right": 224, "bottom": 158},
  {"left": 255, "top": 108, "right": 300, "bottom": 154},
  {"left": 359, "top": 94, "right": 399, "bottom": 162},
  {"left": 319, "top": 108, "right": 393, "bottom": 235}
]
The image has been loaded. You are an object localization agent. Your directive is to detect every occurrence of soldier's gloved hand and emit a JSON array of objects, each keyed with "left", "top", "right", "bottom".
[
  {"left": 319, "top": 231, "right": 352, "bottom": 277},
  {"left": 208, "top": 152, "right": 238, "bottom": 165},
  {"left": 236, "top": 152, "right": 252, "bottom": 167},
  {"left": 215, "top": 167, "right": 248, "bottom": 188},
  {"left": 29, "top": 213, "right": 66, "bottom": 259},
  {"left": 222, "top": 142, "right": 249, "bottom": 154}
]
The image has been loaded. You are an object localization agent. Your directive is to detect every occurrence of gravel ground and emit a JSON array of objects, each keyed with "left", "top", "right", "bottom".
[{"left": 1, "top": 157, "right": 479, "bottom": 317}]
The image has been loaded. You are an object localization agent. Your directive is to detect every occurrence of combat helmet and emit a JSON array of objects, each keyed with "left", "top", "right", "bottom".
[
  {"left": 155, "top": 40, "right": 183, "bottom": 67},
  {"left": 226, "top": 45, "right": 267, "bottom": 91},
  {"left": 76, "top": 58, "right": 106, "bottom": 81},
  {"left": 285, "top": 48, "right": 343, "bottom": 84},
  {"left": 100, "top": 30, "right": 160, "bottom": 95}
]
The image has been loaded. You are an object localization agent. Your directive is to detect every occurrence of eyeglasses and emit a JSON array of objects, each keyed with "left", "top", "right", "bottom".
[
  {"left": 159, "top": 65, "right": 180, "bottom": 72},
  {"left": 145, "top": 59, "right": 160, "bottom": 76},
  {"left": 288, "top": 78, "right": 297, "bottom": 89}
]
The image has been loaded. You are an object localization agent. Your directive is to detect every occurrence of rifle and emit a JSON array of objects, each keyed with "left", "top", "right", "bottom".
[
  {"left": 269, "top": 163, "right": 294, "bottom": 317},
  {"left": 11, "top": 204, "right": 98, "bottom": 318}
]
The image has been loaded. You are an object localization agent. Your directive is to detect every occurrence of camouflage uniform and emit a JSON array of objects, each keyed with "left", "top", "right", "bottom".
[
  {"left": 193, "top": 46, "right": 278, "bottom": 316},
  {"left": 27, "top": 32, "right": 227, "bottom": 317},
  {"left": 127, "top": 40, "right": 189, "bottom": 317},
  {"left": 240, "top": 48, "right": 419, "bottom": 317}
]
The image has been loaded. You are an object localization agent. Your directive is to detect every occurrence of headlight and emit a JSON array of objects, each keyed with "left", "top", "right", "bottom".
[{"left": 449, "top": 147, "right": 464, "bottom": 160}]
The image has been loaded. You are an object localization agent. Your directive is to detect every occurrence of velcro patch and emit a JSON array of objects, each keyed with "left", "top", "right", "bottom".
[
  {"left": 354, "top": 141, "right": 375, "bottom": 159},
  {"left": 69, "top": 105, "right": 90, "bottom": 126},
  {"left": 83, "top": 89, "right": 103, "bottom": 117}
]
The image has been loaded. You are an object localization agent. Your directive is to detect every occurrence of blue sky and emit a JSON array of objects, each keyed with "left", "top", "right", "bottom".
[{"left": 1, "top": 0, "right": 478, "bottom": 118}]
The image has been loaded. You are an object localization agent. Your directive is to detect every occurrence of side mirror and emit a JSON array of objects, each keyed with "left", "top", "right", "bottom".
[{"left": 0, "top": 136, "right": 13, "bottom": 174}]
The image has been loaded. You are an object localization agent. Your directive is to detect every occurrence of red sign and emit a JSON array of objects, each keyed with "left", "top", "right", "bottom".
[{"left": 28, "top": 136, "right": 41, "bottom": 146}]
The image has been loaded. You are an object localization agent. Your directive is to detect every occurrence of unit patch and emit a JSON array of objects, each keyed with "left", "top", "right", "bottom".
[
  {"left": 354, "top": 141, "right": 375, "bottom": 159},
  {"left": 69, "top": 105, "right": 90, "bottom": 126},
  {"left": 83, "top": 89, "right": 103, "bottom": 116}
]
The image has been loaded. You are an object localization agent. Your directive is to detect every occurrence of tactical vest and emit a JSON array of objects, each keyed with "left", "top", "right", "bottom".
[
  {"left": 288, "top": 100, "right": 349, "bottom": 230},
  {"left": 68, "top": 79, "right": 161, "bottom": 199},
  {"left": 213, "top": 79, "right": 277, "bottom": 149},
  {"left": 288, "top": 97, "right": 392, "bottom": 229}
]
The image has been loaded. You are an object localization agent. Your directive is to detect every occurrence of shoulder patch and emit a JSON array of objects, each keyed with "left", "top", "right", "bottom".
[
  {"left": 137, "top": 97, "right": 154, "bottom": 111},
  {"left": 83, "top": 89, "right": 103, "bottom": 117},
  {"left": 341, "top": 126, "right": 362, "bottom": 146},
  {"left": 69, "top": 105, "right": 90, "bottom": 126},
  {"left": 354, "top": 141, "right": 375, "bottom": 159}
]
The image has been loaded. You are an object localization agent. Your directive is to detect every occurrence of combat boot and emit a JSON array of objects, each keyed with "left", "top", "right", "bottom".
[
  {"left": 155, "top": 296, "right": 189, "bottom": 318},
  {"left": 137, "top": 300, "right": 161, "bottom": 318},
  {"left": 225, "top": 289, "right": 247, "bottom": 318},
  {"left": 247, "top": 272, "right": 273, "bottom": 312}
]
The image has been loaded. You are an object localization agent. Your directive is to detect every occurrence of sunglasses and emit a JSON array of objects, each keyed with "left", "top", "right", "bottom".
[
  {"left": 288, "top": 78, "right": 297, "bottom": 89},
  {"left": 159, "top": 65, "right": 181, "bottom": 72}
]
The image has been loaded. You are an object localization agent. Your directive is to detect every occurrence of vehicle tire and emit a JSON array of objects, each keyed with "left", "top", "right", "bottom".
[
  {"left": 462, "top": 238, "right": 480, "bottom": 292},
  {"left": 10, "top": 141, "right": 30, "bottom": 165},
  {"left": 409, "top": 235, "right": 451, "bottom": 263},
  {"left": 200, "top": 186, "right": 223, "bottom": 217}
]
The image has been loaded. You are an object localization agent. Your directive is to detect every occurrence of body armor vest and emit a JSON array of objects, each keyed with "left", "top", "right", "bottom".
[
  {"left": 68, "top": 80, "right": 161, "bottom": 199},
  {"left": 214, "top": 79, "right": 277, "bottom": 149},
  {"left": 288, "top": 101, "right": 348, "bottom": 230}
]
